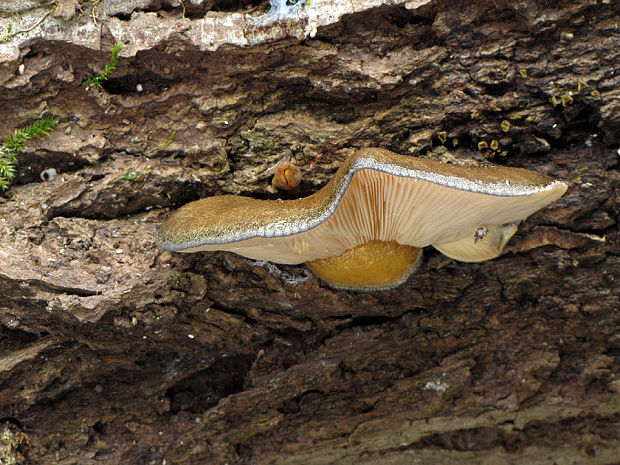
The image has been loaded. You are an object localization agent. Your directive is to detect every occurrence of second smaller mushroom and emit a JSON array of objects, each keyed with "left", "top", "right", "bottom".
[
  {"left": 157, "top": 148, "right": 567, "bottom": 290},
  {"left": 271, "top": 159, "right": 302, "bottom": 191}
]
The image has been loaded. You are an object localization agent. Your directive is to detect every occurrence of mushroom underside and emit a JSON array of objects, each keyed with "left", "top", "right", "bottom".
[{"left": 169, "top": 169, "right": 563, "bottom": 264}]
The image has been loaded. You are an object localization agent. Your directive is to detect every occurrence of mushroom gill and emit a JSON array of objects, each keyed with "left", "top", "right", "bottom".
[{"left": 156, "top": 148, "right": 567, "bottom": 290}]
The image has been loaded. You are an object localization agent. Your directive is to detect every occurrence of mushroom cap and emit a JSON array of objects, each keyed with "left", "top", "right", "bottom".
[
  {"left": 272, "top": 161, "right": 302, "bottom": 191},
  {"left": 306, "top": 241, "right": 422, "bottom": 290},
  {"left": 156, "top": 148, "right": 567, "bottom": 265}
]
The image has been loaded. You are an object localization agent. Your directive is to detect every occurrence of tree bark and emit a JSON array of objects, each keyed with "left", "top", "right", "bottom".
[{"left": 0, "top": 0, "right": 618, "bottom": 464}]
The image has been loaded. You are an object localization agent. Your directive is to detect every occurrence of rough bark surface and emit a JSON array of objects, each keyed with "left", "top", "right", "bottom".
[{"left": 0, "top": 0, "right": 618, "bottom": 464}]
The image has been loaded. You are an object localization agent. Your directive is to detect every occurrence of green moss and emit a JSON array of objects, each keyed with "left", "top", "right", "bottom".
[
  {"left": 171, "top": 271, "right": 182, "bottom": 288},
  {"left": 121, "top": 168, "right": 142, "bottom": 181},
  {"left": 0, "top": 116, "right": 59, "bottom": 190},
  {"left": 86, "top": 42, "right": 125, "bottom": 89},
  {"left": 148, "top": 130, "right": 176, "bottom": 154}
]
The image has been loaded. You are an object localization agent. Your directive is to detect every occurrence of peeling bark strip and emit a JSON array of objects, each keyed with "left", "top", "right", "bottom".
[{"left": 0, "top": 0, "right": 618, "bottom": 464}]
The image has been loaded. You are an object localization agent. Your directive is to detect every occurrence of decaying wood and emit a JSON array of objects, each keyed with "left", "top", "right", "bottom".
[{"left": 0, "top": 0, "right": 618, "bottom": 463}]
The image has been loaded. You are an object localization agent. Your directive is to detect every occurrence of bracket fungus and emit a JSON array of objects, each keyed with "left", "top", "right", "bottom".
[{"left": 157, "top": 148, "right": 567, "bottom": 290}]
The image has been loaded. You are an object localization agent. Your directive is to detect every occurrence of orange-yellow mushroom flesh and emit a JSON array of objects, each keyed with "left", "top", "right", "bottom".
[
  {"left": 306, "top": 241, "right": 422, "bottom": 290},
  {"left": 272, "top": 161, "right": 302, "bottom": 190}
]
